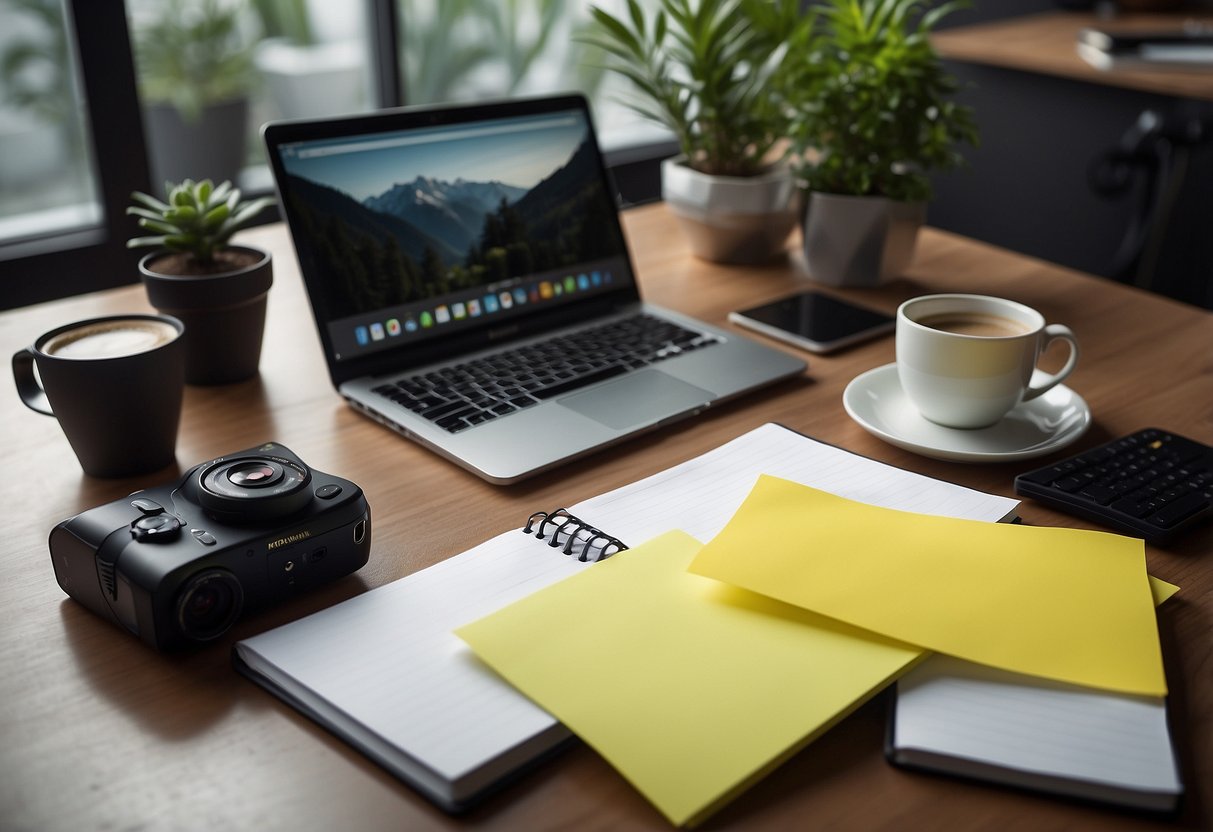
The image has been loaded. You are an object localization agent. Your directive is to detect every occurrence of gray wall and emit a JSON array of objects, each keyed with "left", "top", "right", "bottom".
[{"left": 925, "top": 3, "right": 1213, "bottom": 309}]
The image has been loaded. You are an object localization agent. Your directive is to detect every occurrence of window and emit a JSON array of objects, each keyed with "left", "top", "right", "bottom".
[
  {"left": 125, "top": 0, "right": 376, "bottom": 195},
  {"left": 0, "top": 0, "right": 670, "bottom": 311},
  {"left": 395, "top": 0, "right": 672, "bottom": 154},
  {"left": 0, "top": 1, "right": 150, "bottom": 309},
  {"left": 0, "top": 0, "right": 100, "bottom": 247}
]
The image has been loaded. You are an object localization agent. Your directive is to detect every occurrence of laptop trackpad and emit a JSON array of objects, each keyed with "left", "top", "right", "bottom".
[{"left": 558, "top": 369, "right": 713, "bottom": 431}]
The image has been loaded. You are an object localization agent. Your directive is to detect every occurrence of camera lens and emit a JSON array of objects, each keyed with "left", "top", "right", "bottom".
[
  {"left": 227, "top": 461, "right": 283, "bottom": 488},
  {"left": 197, "top": 454, "right": 312, "bottom": 522},
  {"left": 175, "top": 569, "right": 243, "bottom": 641}
]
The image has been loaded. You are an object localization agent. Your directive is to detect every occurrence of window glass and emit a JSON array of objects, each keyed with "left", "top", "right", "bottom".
[
  {"left": 126, "top": 0, "right": 373, "bottom": 195},
  {"left": 0, "top": 0, "right": 101, "bottom": 245},
  {"left": 397, "top": 0, "right": 671, "bottom": 152}
]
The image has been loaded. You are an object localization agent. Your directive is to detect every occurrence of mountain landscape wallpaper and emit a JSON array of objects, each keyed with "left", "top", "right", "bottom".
[{"left": 280, "top": 116, "right": 625, "bottom": 320}]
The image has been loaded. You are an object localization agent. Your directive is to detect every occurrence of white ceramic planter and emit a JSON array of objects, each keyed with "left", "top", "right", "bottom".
[
  {"left": 255, "top": 39, "right": 365, "bottom": 121},
  {"left": 661, "top": 156, "right": 798, "bottom": 265},
  {"left": 802, "top": 192, "right": 926, "bottom": 287}
]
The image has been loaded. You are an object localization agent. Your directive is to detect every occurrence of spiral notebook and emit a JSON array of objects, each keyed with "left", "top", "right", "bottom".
[
  {"left": 233, "top": 423, "right": 1019, "bottom": 811},
  {"left": 233, "top": 509, "right": 624, "bottom": 810}
]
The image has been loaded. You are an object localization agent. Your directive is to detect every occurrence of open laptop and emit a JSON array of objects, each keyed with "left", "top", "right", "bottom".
[{"left": 263, "top": 94, "right": 805, "bottom": 483}]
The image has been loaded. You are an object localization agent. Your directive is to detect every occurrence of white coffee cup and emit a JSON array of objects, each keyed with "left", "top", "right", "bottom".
[{"left": 896, "top": 294, "right": 1080, "bottom": 429}]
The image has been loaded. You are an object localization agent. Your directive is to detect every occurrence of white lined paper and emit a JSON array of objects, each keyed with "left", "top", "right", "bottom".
[{"left": 893, "top": 655, "right": 1181, "bottom": 809}]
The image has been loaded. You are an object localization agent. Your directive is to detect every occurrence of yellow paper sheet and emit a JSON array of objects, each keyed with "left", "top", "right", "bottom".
[
  {"left": 688, "top": 476, "right": 1165, "bottom": 696},
  {"left": 455, "top": 531, "right": 924, "bottom": 827},
  {"left": 1150, "top": 576, "right": 1179, "bottom": 606}
]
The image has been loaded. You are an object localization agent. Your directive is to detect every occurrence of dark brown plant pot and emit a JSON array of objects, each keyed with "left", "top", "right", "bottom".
[{"left": 139, "top": 246, "right": 272, "bottom": 385}]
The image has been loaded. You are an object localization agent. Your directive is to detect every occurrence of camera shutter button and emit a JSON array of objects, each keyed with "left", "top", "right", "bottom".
[
  {"left": 315, "top": 484, "right": 342, "bottom": 500},
  {"left": 131, "top": 498, "right": 165, "bottom": 514},
  {"left": 131, "top": 513, "right": 182, "bottom": 542},
  {"left": 191, "top": 529, "right": 217, "bottom": 546}
]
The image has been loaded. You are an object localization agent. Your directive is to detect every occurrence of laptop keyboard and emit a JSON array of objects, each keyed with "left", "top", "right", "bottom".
[{"left": 371, "top": 313, "right": 724, "bottom": 434}]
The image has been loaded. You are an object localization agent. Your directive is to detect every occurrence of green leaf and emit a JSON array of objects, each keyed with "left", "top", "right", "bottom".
[
  {"left": 203, "top": 204, "right": 230, "bottom": 229},
  {"left": 137, "top": 218, "right": 179, "bottom": 235},
  {"left": 166, "top": 205, "right": 198, "bottom": 223},
  {"left": 129, "top": 191, "right": 171, "bottom": 213},
  {"left": 589, "top": 7, "right": 643, "bottom": 57},
  {"left": 126, "top": 206, "right": 167, "bottom": 222},
  {"left": 627, "top": 0, "right": 647, "bottom": 40},
  {"left": 126, "top": 235, "right": 169, "bottom": 250}
]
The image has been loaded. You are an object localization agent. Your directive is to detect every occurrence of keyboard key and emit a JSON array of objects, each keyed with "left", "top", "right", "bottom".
[
  {"left": 419, "top": 401, "right": 475, "bottom": 421},
  {"left": 533, "top": 364, "right": 628, "bottom": 400},
  {"left": 1153, "top": 491, "right": 1209, "bottom": 528},
  {"left": 1077, "top": 484, "right": 1119, "bottom": 505}
]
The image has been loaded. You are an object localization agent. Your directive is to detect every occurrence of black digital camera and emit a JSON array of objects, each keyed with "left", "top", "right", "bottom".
[{"left": 49, "top": 442, "right": 371, "bottom": 650}]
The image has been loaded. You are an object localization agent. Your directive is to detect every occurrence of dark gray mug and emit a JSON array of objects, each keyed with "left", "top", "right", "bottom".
[{"left": 12, "top": 314, "right": 185, "bottom": 477}]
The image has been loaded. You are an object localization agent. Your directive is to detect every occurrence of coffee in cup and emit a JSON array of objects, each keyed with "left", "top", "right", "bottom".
[
  {"left": 896, "top": 294, "right": 1079, "bottom": 429},
  {"left": 12, "top": 314, "right": 185, "bottom": 477},
  {"left": 41, "top": 317, "right": 179, "bottom": 360},
  {"left": 913, "top": 312, "right": 1032, "bottom": 338}
]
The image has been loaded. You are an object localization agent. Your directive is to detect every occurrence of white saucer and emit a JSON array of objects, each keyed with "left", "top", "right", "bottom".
[{"left": 843, "top": 363, "right": 1091, "bottom": 463}]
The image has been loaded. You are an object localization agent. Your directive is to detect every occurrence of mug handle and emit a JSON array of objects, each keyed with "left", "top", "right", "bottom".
[
  {"left": 1021, "top": 324, "right": 1080, "bottom": 403},
  {"left": 12, "top": 348, "right": 54, "bottom": 416}
]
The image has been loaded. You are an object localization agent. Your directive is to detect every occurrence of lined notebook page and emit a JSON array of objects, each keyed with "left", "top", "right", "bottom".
[
  {"left": 894, "top": 655, "right": 1181, "bottom": 802},
  {"left": 568, "top": 422, "right": 1018, "bottom": 543},
  {"left": 237, "top": 530, "right": 583, "bottom": 787},
  {"left": 237, "top": 423, "right": 1019, "bottom": 797}
]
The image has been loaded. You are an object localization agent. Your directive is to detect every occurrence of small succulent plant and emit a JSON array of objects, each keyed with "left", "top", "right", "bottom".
[{"left": 127, "top": 179, "right": 275, "bottom": 265}]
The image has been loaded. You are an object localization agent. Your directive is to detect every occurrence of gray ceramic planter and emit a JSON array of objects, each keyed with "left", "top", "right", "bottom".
[
  {"left": 802, "top": 192, "right": 926, "bottom": 287},
  {"left": 661, "top": 156, "right": 798, "bottom": 265},
  {"left": 144, "top": 99, "right": 249, "bottom": 190},
  {"left": 139, "top": 246, "right": 272, "bottom": 385}
]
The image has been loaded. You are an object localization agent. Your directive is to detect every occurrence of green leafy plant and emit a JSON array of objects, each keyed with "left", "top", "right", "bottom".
[
  {"left": 400, "top": 0, "right": 605, "bottom": 106},
  {"left": 584, "top": 0, "right": 805, "bottom": 177},
  {"left": 132, "top": 0, "right": 257, "bottom": 122},
  {"left": 250, "top": 0, "right": 315, "bottom": 45},
  {"left": 782, "top": 0, "right": 978, "bottom": 202},
  {"left": 127, "top": 179, "right": 274, "bottom": 266}
]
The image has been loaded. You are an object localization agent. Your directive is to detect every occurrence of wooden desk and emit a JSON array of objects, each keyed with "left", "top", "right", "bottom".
[
  {"left": 932, "top": 11, "right": 1213, "bottom": 102},
  {"left": 1, "top": 204, "right": 1210, "bottom": 830}
]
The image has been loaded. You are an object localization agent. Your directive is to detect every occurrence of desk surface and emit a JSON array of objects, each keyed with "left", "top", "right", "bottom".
[
  {"left": 2, "top": 204, "right": 1210, "bottom": 830},
  {"left": 933, "top": 11, "right": 1213, "bottom": 102}
]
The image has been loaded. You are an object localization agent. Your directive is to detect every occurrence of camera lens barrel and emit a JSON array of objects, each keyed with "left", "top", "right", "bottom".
[
  {"left": 174, "top": 569, "right": 244, "bottom": 641},
  {"left": 197, "top": 455, "right": 312, "bottom": 521}
]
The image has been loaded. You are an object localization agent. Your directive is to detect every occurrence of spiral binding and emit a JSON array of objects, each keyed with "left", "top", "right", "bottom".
[{"left": 522, "top": 508, "right": 628, "bottom": 563}]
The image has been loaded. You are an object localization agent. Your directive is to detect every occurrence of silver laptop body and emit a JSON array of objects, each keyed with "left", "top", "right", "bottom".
[{"left": 264, "top": 95, "right": 804, "bottom": 483}]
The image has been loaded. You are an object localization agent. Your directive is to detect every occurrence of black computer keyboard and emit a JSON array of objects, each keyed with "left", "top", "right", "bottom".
[
  {"left": 1014, "top": 428, "right": 1213, "bottom": 543},
  {"left": 371, "top": 313, "right": 723, "bottom": 434}
]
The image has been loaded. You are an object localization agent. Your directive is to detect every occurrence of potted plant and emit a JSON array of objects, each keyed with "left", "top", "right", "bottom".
[
  {"left": 251, "top": 0, "right": 365, "bottom": 121},
  {"left": 131, "top": 0, "right": 257, "bottom": 188},
  {"left": 782, "top": 0, "right": 978, "bottom": 287},
  {"left": 585, "top": 0, "right": 805, "bottom": 265},
  {"left": 128, "top": 179, "right": 275, "bottom": 385}
]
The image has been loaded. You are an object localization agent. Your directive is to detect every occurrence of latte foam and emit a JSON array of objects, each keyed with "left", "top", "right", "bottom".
[{"left": 43, "top": 319, "right": 178, "bottom": 359}]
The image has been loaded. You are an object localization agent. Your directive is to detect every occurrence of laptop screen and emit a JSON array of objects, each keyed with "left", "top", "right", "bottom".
[{"left": 267, "top": 99, "right": 634, "bottom": 365}]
